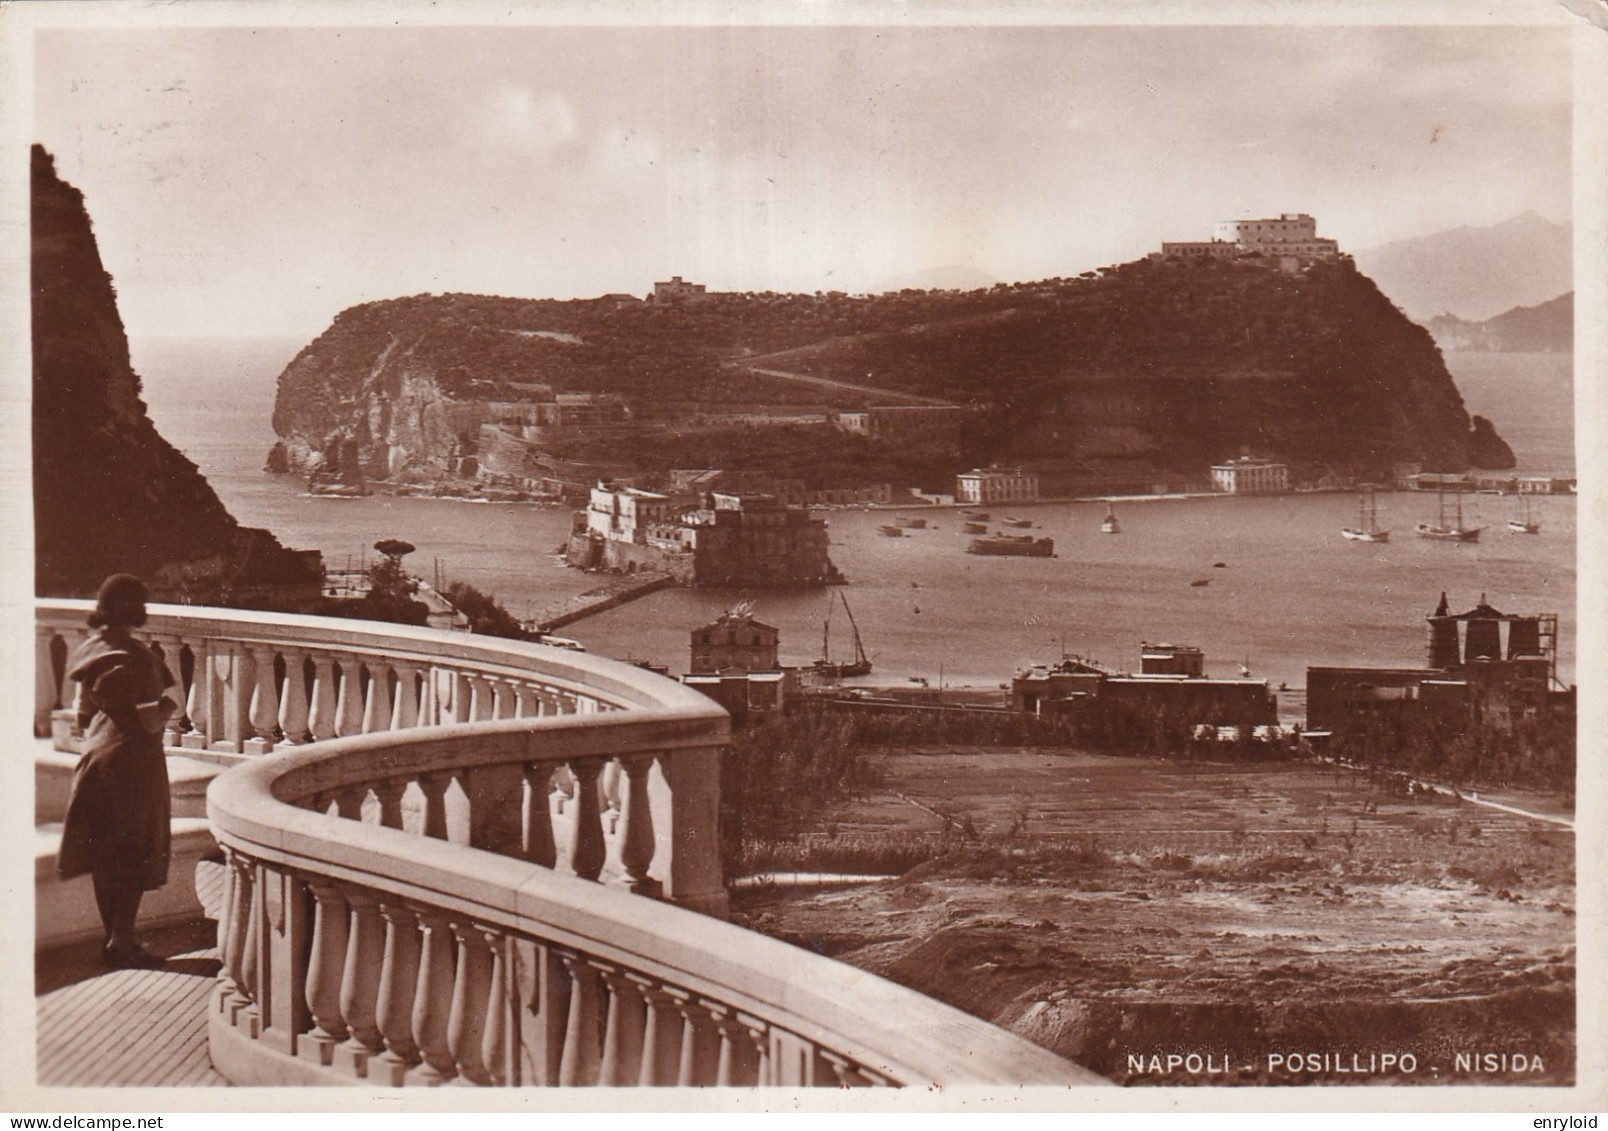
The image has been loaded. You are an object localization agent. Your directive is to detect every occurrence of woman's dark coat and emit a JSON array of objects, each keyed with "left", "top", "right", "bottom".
[{"left": 56, "top": 629, "right": 174, "bottom": 890}]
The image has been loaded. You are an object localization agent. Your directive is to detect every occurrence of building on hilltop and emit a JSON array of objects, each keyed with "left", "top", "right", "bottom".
[
  {"left": 1211, "top": 455, "right": 1289, "bottom": 494},
  {"left": 652, "top": 275, "right": 708, "bottom": 302},
  {"left": 956, "top": 467, "right": 1040, "bottom": 505},
  {"left": 1158, "top": 212, "right": 1340, "bottom": 267}
]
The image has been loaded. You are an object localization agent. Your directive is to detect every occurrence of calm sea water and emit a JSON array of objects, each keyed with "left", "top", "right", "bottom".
[{"left": 132, "top": 339, "right": 1577, "bottom": 694}]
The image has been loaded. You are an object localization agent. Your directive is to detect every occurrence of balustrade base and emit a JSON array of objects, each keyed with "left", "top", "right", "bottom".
[{"left": 208, "top": 1010, "right": 368, "bottom": 1087}]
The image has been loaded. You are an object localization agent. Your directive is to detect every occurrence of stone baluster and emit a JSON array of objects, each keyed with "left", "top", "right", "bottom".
[
  {"left": 676, "top": 997, "right": 721, "bottom": 1087},
  {"left": 820, "top": 1051, "right": 873, "bottom": 1086},
  {"left": 636, "top": 983, "right": 686, "bottom": 1086},
  {"left": 534, "top": 690, "right": 558, "bottom": 718},
  {"left": 490, "top": 677, "right": 516, "bottom": 720},
  {"left": 390, "top": 661, "right": 420, "bottom": 730},
  {"left": 465, "top": 674, "right": 491, "bottom": 723},
  {"left": 480, "top": 932, "right": 510, "bottom": 1086},
  {"left": 334, "top": 654, "right": 364, "bottom": 737},
  {"left": 334, "top": 784, "right": 366, "bottom": 821},
  {"left": 597, "top": 967, "right": 647, "bottom": 1086},
  {"left": 277, "top": 648, "right": 310, "bottom": 745},
  {"left": 513, "top": 683, "right": 538, "bottom": 719},
  {"left": 362, "top": 660, "right": 394, "bottom": 734},
  {"left": 521, "top": 763, "right": 557, "bottom": 868},
  {"left": 244, "top": 645, "right": 280, "bottom": 754},
  {"left": 373, "top": 902, "right": 422, "bottom": 1086},
  {"left": 567, "top": 759, "right": 607, "bottom": 881},
  {"left": 239, "top": 862, "right": 264, "bottom": 1037},
  {"left": 713, "top": 1007, "right": 765, "bottom": 1086},
  {"left": 223, "top": 855, "right": 254, "bottom": 1018},
  {"left": 419, "top": 773, "right": 452, "bottom": 840},
  {"left": 557, "top": 954, "right": 605, "bottom": 1086},
  {"left": 447, "top": 923, "right": 494, "bottom": 1085},
  {"left": 214, "top": 848, "right": 239, "bottom": 1006},
  {"left": 183, "top": 639, "right": 210, "bottom": 748},
  {"left": 410, "top": 910, "right": 458, "bottom": 1085},
  {"left": 306, "top": 655, "right": 338, "bottom": 742},
  {"left": 34, "top": 624, "right": 60, "bottom": 736},
  {"left": 301, "top": 880, "right": 351, "bottom": 1065},
  {"left": 334, "top": 889, "right": 387, "bottom": 1079},
  {"left": 618, "top": 753, "right": 660, "bottom": 896},
  {"left": 416, "top": 667, "right": 440, "bottom": 727},
  {"left": 372, "top": 779, "right": 406, "bottom": 830}
]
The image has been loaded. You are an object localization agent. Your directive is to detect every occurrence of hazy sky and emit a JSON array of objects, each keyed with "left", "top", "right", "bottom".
[{"left": 32, "top": 19, "right": 1574, "bottom": 341}]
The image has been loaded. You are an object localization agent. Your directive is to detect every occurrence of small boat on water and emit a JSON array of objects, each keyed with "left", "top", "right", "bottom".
[
  {"left": 968, "top": 534, "right": 1054, "bottom": 557},
  {"left": 1100, "top": 503, "right": 1120, "bottom": 534},
  {"left": 1341, "top": 487, "right": 1390, "bottom": 543},
  {"left": 1190, "top": 578, "right": 1211, "bottom": 588},
  {"left": 878, "top": 525, "right": 906, "bottom": 538},
  {"left": 1507, "top": 496, "right": 1541, "bottom": 534},
  {"left": 807, "top": 590, "right": 873, "bottom": 679},
  {"left": 962, "top": 521, "right": 989, "bottom": 534},
  {"left": 1001, "top": 517, "right": 1034, "bottom": 529},
  {"left": 1416, "top": 484, "right": 1482, "bottom": 542},
  {"left": 961, "top": 510, "right": 991, "bottom": 520},
  {"left": 897, "top": 516, "right": 928, "bottom": 529}
]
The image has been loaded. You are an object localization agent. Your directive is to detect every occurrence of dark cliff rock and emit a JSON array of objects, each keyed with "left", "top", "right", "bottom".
[
  {"left": 32, "top": 144, "right": 323, "bottom": 605},
  {"left": 1427, "top": 293, "right": 1572, "bottom": 354},
  {"left": 270, "top": 254, "right": 1512, "bottom": 489}
]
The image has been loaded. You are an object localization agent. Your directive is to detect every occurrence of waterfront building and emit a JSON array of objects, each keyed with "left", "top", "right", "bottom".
[
  {"left": 682, "top": 492, "right": 837, "bottom": 587},
  {"left": 1210, "top": 455, "right": 1289, "bottom": 494},
  {"left": 1011, "top": 644, "right": 1276, "bottom": 730},
  {"left": 956, "top": 467, "right": 1040, "bottom": 505},
  {"left": 1306, "top": 592, "right": 1571, "bottom": 736},
  {"left": 689, "top": 605, "right": 781, "bottom": 674}
]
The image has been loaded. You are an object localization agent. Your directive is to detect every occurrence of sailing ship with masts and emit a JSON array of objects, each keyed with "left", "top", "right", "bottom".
[
  {"left": 1507, "top": 496, "right": 1542, "bottom": 534},
  {"left": 1340, "top": 487, "right": 1389, "bottom": 542},
  {"left": 1416, "top": 481, "right": 1483, "bottom": 542},
  {"left": 807, "top": 590, "right": 872, "bottom": 679}
]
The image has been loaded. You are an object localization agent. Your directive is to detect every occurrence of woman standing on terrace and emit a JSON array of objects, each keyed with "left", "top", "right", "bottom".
[{"left": 56, "top": 574, "right": 177, "bottom": 969}]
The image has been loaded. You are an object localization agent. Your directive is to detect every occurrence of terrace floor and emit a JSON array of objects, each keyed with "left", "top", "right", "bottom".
[{"left": 36, "top": 865, "right": 228, "bottom": 1087}]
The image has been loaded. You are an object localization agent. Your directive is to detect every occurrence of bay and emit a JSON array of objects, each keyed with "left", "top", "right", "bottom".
[{"left": 131, "top": 340, "right": 1577, "bottom": 697}]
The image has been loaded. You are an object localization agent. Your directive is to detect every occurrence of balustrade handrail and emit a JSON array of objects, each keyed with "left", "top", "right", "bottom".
[
  {"left": 36, "top": 599, "right": 1100, "bottom": 1086},
  {"left": 36, "top": 599, "right": 718, "bottom": 715},
  {"left": 209, "top": 728, "right": 1095, "bottom": 1086}
]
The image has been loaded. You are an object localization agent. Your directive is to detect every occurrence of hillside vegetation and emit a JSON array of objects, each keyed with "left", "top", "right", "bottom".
[{"left": 272, "top": 255, "right": 1513, "bottom": 490}]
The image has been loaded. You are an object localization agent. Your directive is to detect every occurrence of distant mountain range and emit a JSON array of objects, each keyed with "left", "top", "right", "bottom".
[
  {"left": 1427, "top": 292, "right": 1572, "bottom": 353},
  {"left": 1352, "top": 212, "right": 1572, "bottom": 323}
]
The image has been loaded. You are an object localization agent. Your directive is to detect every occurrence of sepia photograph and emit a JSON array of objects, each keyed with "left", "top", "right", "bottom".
[{"left": 2, "top": 0, "right": 1602, "bottom": 1114}]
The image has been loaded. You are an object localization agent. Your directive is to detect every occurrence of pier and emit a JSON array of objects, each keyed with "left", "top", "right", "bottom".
[{"left": 528, "top": 570, "right": 678, "bottom": 633}]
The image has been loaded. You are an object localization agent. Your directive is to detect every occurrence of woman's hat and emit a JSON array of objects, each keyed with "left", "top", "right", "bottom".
[{"left": 88, "top": 573, "right": 149, "bottom": 627}]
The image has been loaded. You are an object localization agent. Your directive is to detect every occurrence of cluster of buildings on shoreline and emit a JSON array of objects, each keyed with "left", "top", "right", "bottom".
[{"left": 672, "top": 591, "right": 1571, "bottom": 769}]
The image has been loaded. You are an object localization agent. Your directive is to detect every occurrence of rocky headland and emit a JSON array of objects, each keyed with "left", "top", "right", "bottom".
[
  {"left": 32, "top": 145, "right": 323, "bottom": 606},
  {"left": 267, "top": 254, "right": 1513, "bottom": 500}
]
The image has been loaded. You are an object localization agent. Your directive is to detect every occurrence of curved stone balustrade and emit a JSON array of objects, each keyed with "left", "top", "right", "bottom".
[
  {"left": 207, "top": 729, "right": 1099, "bottom": 1087},
  {"left": 36, "top": 600, "right": 1101, "bottom": 1088}
]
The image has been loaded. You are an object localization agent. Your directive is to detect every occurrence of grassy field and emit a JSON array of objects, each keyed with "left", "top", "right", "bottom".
[{"left": 731, "top": 747, "right": 1575, "bottom": 1086}]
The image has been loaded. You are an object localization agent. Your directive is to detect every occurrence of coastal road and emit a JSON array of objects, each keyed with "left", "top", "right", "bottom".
[{"left": 728, "top": 361, "right": 964, "bottom": 408}]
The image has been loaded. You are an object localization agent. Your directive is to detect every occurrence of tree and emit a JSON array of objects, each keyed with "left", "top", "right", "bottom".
[{"left": 360, "top": 539, "right": 429, "bottom": 626}]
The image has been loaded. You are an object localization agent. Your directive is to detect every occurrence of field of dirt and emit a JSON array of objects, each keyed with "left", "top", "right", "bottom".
[{"left": 731, "top": 748, "right": 1575, "bottom": 1086}]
